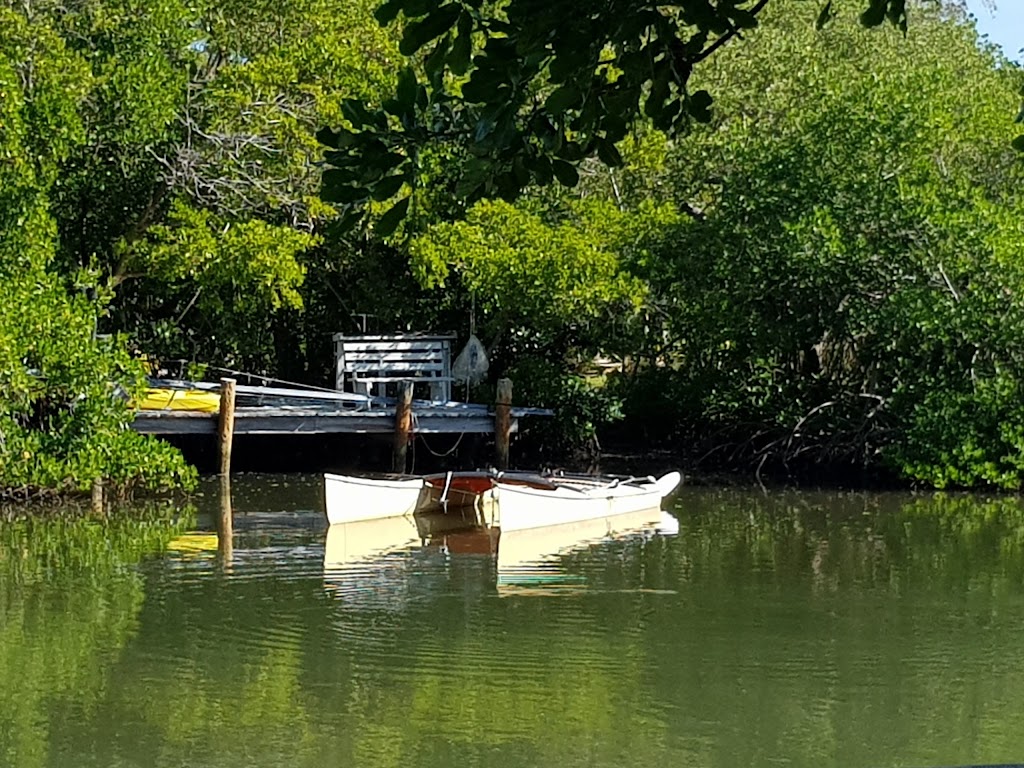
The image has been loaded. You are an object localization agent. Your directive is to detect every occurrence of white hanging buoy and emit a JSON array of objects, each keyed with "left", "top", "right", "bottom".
[{"left": 452, "top": 334, "right": 489, "bottom": 386}]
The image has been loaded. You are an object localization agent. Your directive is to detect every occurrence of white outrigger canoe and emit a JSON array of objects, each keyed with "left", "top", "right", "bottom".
[
  {"left": 486, "top": 472, "right": 680, "bottom": 532},
  {"left": 323, "top": 470, "right": 681, "bottom": 532}
]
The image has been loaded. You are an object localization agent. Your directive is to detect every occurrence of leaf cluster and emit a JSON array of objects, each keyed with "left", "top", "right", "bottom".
[{"left": 318, "top": 0, "right": 920, "bottom": 230}]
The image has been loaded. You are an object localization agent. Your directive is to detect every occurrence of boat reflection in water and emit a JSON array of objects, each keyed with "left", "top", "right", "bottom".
[
  {"left": 486, "top": 508, "right": 672, "bottom": 595},
  {"left": 323, "top": 506, "right": 677, "bottom": 598}
]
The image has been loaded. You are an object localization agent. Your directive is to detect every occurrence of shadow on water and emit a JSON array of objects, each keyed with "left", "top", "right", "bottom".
[{"left": 5, "top": 483, "right": 1024, "bottom": 768}]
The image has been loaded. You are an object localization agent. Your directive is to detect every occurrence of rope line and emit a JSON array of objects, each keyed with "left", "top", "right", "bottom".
[
  {"left": 411, "top": 412, "right": 466, "bottom": 457},
  {"left": 172, "top": 361, "right": 341, "bottom": 394},
  {"left": 420, "top": 432, "right": 466, "bottom": 457}
]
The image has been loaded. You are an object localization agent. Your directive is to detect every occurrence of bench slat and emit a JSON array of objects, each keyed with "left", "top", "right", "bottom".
[
  {"left": 353, "top": 376, "right": 456, "bottom": 383},
  {"left": 340, "top": 341, "right": 449, "bottom": 353},
  {"left": 347, "top": 362, "right": 445, "bottom": 372},
  {"left": 332, "top": 334, "right": 454, "bottom": 341},
  {"left": 343, "top": 352, "right": 445, "bottom": 363}
]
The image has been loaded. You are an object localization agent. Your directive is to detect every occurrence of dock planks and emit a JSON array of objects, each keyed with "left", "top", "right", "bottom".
[{"left": 132, "top": 403, "right": 551, "bottom": 436}]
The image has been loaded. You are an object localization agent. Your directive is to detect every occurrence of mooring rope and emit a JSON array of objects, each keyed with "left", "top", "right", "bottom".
[
  {"left": 411, "top": 412, "right": 466, "bottom": 457},
  {"left": 177, "top": 362, "right": 342, "bottom": 394}
]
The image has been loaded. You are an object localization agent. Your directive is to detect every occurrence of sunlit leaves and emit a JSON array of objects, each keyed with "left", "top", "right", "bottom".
[
  {"left": 409, "top": 199, "right": 647, "bottom": 325},
  {"left": 0, "top": 6, "right": 198, "bottom": 495},
  {"left": 125, "top": 201, "right": 313, "bottom": 312}
]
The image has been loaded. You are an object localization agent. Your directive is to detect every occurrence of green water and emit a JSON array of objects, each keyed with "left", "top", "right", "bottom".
[{"left": 3, "top": 478, "right": 1024, "bottom": 768}]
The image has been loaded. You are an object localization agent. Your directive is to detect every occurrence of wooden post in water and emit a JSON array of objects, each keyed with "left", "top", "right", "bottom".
[
  {"left": 217, "top": 474, "right": 234, "bottom": 566},
  {"left": 392, "top": 380, "right": 414, "bottom": 474},
  {"left": 90, "top": 477, "right": 104, "bottom": 515},
  {"left": 218, "top": 377, "right": 236, "bottom": 477},
  {"left": 494, "top": 378, "right": 512, "bottom": 470}
]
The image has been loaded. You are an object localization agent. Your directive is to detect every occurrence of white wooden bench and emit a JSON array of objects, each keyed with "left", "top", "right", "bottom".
[{"left": 332, "top": 333, "right": 456, "bottom": 402}]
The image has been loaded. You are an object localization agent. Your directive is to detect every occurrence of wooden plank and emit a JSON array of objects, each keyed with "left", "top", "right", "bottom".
[
  {"left": 346, "top": 363, "right": 445, "bottom": 373},
  {"left": 353, "top": 375, "right": 455, "bottom": 382},
  {"left": 131, "top": 409, "right": 516, "bottom": 435},
  {"left": 341, "top": 341, "right": 449, "bottom": 353},
  {"left": 344, "top": 355, "right": 446, "bottom": 364},
  {"left": 342, "top": 341, "right": 448, "bottom": 349},
  {"left": 343, "top": 347, "right": 445, "bottom": 354},
  {"left": 343, "top": 356, "right": 445, "bottom": 366},
  {"left": 345, "top": 359, "right": 445, "bottom": 368},
  {"left": 333, "top": 333, "right": 455, "bottom": 342}
]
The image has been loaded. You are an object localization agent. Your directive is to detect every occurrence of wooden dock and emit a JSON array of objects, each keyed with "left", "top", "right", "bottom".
[
  {"left": 130, "top": 377, "right": 552, "bottom": 472},
  {"left": 132, "top": 402, "right": 546, "bottom": 435}
]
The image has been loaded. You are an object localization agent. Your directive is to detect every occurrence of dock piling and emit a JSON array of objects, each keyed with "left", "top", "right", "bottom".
[
  {"left": 392, "top": 380, "right": 414, "bottom": 473},
  {"left": 90, "top": 477, "right": 104, "bottom": 515},
  {"left": 495, "top": 378, "right": 512, "bottom": 470},
  {"left": 218, "top": 378, "right": 236, "bottom": 477},
  {"left": 217, "top": 475, "right": 234, "bottom": 566}
]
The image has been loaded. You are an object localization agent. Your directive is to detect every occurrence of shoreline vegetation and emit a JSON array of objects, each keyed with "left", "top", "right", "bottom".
[{"left": 4, "top": 0, "right": 1024, "bottom": 502}]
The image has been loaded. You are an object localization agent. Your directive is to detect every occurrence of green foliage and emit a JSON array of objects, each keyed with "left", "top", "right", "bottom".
[
  {"left": 409, "top": 199, "right": 647, "bottom": 332},
  {"left": 0, "top": 271, "right": 198, "bottom": 495},
  {"left": 617, "top": 0, "right": 1024, "bottom": 487},
  {"left": 5, "top": 0, "right": 1015, "bottom": 488},
  {"left": 116, "top": 200, "right": 316, "bottom": 369},
  {"left": 505, "top": 357, "right": 625, "bottom": 458},
  {"left": 0, "top": 0, "right": 408, "bottom": 496},
  {"left": 0, "top": 1, "right": 196, "bottom": 497},
  {"left": 128, "top": 201, "right": 312, "bottom": 311},
  {"left": 26, "top": 0, "right": 403, "bottom": 372},
  {"left": 404, "top": 198, "right": 659, "bottom": 455},
  {"left": 318, "top": 0, "right": 914, "bottom": 230},
  {"left": 888, "top": 376, "right": 1024, "bottom": 489}
]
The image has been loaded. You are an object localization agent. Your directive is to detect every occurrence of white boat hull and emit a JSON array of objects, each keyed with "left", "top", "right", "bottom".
[
  {"left": 488, "top": 472, "right": 681, "bottom": 532},
  {"left": 323, "top": 473, "right": 423, "bottom": 525}
]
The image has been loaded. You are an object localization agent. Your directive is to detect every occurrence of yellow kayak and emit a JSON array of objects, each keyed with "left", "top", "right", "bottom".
[{"left": 137, "top": 388, "right": 221, "bottom": 413}]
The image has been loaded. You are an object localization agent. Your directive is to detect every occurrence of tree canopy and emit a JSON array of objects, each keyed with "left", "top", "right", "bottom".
[
  {"left": 608, "top": 0, "right": 1024, "bottom": 487},
  {"left": 317, "top": 0, "right": 930, "bottom": 232},
  {"left": 4, "top": 0, "right": 1024, "bottom": 493},
  {"left": 0, "top": 0, "right": 399, "bottom": 494}
]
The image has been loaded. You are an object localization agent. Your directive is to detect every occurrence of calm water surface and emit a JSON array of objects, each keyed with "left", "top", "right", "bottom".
[{"left": 3, "top": 476, "right": 1024, "bottom": 768}]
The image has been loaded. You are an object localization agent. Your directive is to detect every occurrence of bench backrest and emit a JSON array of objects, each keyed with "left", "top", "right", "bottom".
[{"left": 332, "top": 333, "right": 455, "bottom": 400}]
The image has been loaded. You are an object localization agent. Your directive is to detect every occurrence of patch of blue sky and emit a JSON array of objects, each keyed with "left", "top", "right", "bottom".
[{"left": 965, "top": 0, "right": 1024, "bottom": 62}]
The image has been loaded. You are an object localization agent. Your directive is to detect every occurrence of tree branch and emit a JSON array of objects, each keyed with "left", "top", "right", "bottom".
[{"left": 693, "top": 0, "right": 771, "bottom": 65}]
